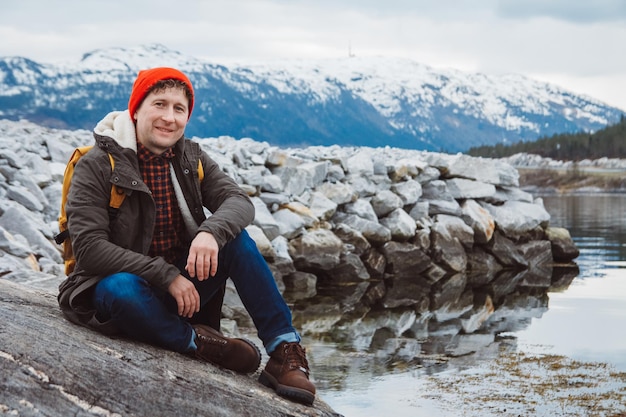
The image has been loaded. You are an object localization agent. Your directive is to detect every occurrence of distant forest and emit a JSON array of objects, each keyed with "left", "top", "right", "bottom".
[{"left": 468, "top": 115, "right": 626, "bottom": 160}]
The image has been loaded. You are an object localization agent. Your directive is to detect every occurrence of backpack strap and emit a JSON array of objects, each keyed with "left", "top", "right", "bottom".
[
  {"left": 55, "top": 148, "right": 125, "bottom": 245},
  {"left": 197, "top": 158, "right": 204, "bottom": 181},
  {"left": 54, "top": 146, "right": 94, "bottom": 245},
  {"left": 107, "top": 152, "right": 126, "bottom": 218}
]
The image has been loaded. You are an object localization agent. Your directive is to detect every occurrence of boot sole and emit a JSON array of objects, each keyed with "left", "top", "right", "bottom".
[{"left": 259, "top": 370, "right": 315, "bottom": 405}]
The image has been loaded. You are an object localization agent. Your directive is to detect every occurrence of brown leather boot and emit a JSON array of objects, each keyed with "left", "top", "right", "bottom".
[
  {"left": 192, "top": 324, "right": 261, "bottom": 374},
  {"left": 259, "top": 342, "right": 316, "bottom": 405}
]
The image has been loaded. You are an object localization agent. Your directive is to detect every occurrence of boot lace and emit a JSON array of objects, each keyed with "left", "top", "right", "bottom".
[
  {"left": 197, "top": 333, "right": 227, "bottom": 346},
  {"left": 283, "top": 343, "right": 310, "bottom": 376},
  {"left": 195, "top": 333, "right": 227, "bottom": 360}
]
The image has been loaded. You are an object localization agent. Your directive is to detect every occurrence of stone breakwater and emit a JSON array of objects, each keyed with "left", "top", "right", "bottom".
[
  {"left": 0, "top": 120, "right": 578, "bottom": 346},
  {"left": 503, "top": 152, "right": 626, "bottom": 171}
]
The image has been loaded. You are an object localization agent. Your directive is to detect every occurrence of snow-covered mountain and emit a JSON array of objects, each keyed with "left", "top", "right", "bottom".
[{"left": 0, "top": 44, "right": 622, "bottom": 152}]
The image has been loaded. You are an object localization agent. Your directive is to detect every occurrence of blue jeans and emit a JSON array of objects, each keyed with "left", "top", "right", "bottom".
[{"left": 92, "top": 230, "right": 299, "bottom": 354}]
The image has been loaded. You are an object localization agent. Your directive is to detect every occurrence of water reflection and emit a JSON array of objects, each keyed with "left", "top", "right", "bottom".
[
  {"left": 298, "top": 193, "right": 626, "bottom": 415},
  {"left": 542, "top": 194, "right": 626, "bottom": 276},
  {"left": 294, "top": 266, "right": 577, "bottom": 383},
  {"left": 513, "top": 267, "right": 626, "bottom": 370}
]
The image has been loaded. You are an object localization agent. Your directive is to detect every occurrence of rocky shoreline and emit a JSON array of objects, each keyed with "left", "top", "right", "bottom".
[
  {"left": 0, "top": 118, "right": 580, "bottom": 337},
  {"left": 0, "top": 118, "right": 604, "bottom": 415},
  {"left": 504, "top": 153, "right": 626, "bottom": 194}
]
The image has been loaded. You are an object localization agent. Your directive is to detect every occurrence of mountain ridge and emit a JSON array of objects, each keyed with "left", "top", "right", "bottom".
[{"left": 0, "top": 43, "right": 622, "bottom": 152}]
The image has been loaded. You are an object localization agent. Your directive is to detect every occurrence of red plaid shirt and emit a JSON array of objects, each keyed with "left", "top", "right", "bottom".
[{"left": 137, "top": 142, "right": 184, "bottom": 263}]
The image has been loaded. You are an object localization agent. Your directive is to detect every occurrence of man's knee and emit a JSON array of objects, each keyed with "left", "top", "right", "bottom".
[{"left": 95, "top": 272, "right": 146, "bottom": 301}]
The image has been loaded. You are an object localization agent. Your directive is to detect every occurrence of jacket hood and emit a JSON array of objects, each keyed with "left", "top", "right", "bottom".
[{"left": 93, "top": 110, "right": 138, "bottom": 152}]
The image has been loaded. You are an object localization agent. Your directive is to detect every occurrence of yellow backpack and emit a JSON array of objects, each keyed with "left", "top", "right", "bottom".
[{"left": 54, "top": 145, "right": 204, "bottom": 275}]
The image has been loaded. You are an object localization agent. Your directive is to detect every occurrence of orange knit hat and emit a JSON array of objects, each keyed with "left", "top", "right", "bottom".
[{"left": 128, "top": 67, "right": 194, "bottom": 120}]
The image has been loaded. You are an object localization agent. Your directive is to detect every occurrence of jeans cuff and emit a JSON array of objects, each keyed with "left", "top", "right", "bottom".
[
  {"left": 265, "top": 331, "right": 301, "bottom": 354},
  {"left": 187, "top": 328, "right": 198, "bottom": 352}
]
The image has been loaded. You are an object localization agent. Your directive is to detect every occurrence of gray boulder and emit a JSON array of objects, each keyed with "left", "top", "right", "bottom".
[
  {"left": 379, "top": 208, "right": 417, "bottom": 241},
  {"left": 545, "top": 227, "right": 580, "bottom": 262},
  {"left": 0, "top": 280, "right": 341, "bottom": 417},
  {"left": 481, "top": 200, "right": 551, "bottom": 237},
  {"left": 288, "top": 229, "right": 344, "bottom": 270},
  {"left": 371, "top": 190, "right": 403, "bottom": 217}
]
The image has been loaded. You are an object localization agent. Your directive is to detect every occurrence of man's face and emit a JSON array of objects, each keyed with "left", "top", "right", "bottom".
[{"left": 134, "top": 87, "right": 189, "bottom": 155}]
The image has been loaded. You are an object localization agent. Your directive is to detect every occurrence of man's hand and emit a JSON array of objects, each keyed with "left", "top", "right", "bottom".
[
  {"left": 186, "top": 231, "right": 219, "bottom": 280},
  {"left": 168, "top": 274, "right": 200, "bottom": 318}
]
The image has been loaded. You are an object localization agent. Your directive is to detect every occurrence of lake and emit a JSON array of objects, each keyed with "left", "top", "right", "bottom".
[
  {"left": 303, "top": 193, "right": 626, "bottom": 416},
  {"left": 512, "top": 194, "right": 626, "bottom": 371}
]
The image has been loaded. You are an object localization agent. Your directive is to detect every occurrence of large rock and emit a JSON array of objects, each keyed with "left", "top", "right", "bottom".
[
  {"left": 307, "top": 191, "right": 338, "bottom": 221},
  {"left": 391, "top": 179, "right": 422, "bottom": 205},
  {"left": 461, "top": 199, "right": 495, "bottom": 244},
  {"left": 517, "top": 240, "right": 554, "bottom": 286},
  {"left": 381, "top": 241, "right": 431, "bottom": 277},
  {"left": 288, "top": 229, "right": 344, "bottom": 270},
  {"left": 380, "top": 242, "right": 432, "bottom": 308},
  {"left": 379, "top": 208, "right": 417, "bottom": 241},
  {"left": 360, "top": 248, "right": 386, "bottom": 281},
  {"left": 0, "top": 226, "right": 34, "bottom": 258},
  {"left": 333, "top": 223, "right": 371, "bottom": 256},
  {"left": 484, "top": 231, "right": 529, "bottom": 268},
  {"left": 251, "top": 196, "right": 281, "bottom": 241},
  {"left": 272, "top": 162, "right": 329, "bottom": 196},
  {"left": 343, "top": 198, "right": 378, "bottom": 222},
  {"left": 370, "top": 190, "right": 403, "bottom": 217},
  {"left": 0, "top": 280, "right": 341, "bottom": 417},
  {"left": 273, "top": 208, "right": 307, "bottom": 239},
  {"left": 326, "top": 252, "right": 370, "bottom": 285},
  {"left": 346, "top": 149, "right": 375, "bottom": 176},
  {"left": 445, "top": 178, "right": 496, "bottom": 200},
  {"left": 315, "top": 182, "right": 357, "bottom": 205},
  {"left": 333, "top": 213, "right": 392, "bottom": 246},
  {"left": 481, "top": 200, "right": 551, "bottom": 237},
  {"left": 421, "top": 180, "right": 462, "bottom": 216},
  {"left": 545, "top": 227, "right": 580, "bottom": 262},
  {"left": 246, "top": 224, "right": 277, "bottom": 260},
  {"left": 430, "top": 216, "right": 472, "bottom": 272},
  {"left": 425, "top": 153, "right": 519, "bottom": 187},
  {"left": 0, "top": 204, "right": 61, "bottom": 263}
]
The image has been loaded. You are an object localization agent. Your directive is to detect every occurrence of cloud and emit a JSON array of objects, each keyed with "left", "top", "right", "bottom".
[
  {"left": 531, "top": 72, "right": 626, "bottom": 110},
  {"left": 496, "top": 0, "right": 626, "bottom": 23},
  {"left": 1, "top": 0, "right": 626, "bottom": 109},
  {"left": 271, "top": 0, "right": 491, "bottom": 18}
]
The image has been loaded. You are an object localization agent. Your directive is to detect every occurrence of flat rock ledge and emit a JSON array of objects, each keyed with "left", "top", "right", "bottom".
[{"left": 0, "top": 279, "right": 341, "bottom": 417}]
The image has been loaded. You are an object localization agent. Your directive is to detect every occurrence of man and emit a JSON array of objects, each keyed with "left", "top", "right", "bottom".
[{"left": 57, "top": 67, "right": 315, "bottom": 405}]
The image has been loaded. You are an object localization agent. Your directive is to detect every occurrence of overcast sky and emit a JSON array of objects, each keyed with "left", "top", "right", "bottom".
[{"left": 1, "top": 0, "right": 626, "bottom": 111}]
